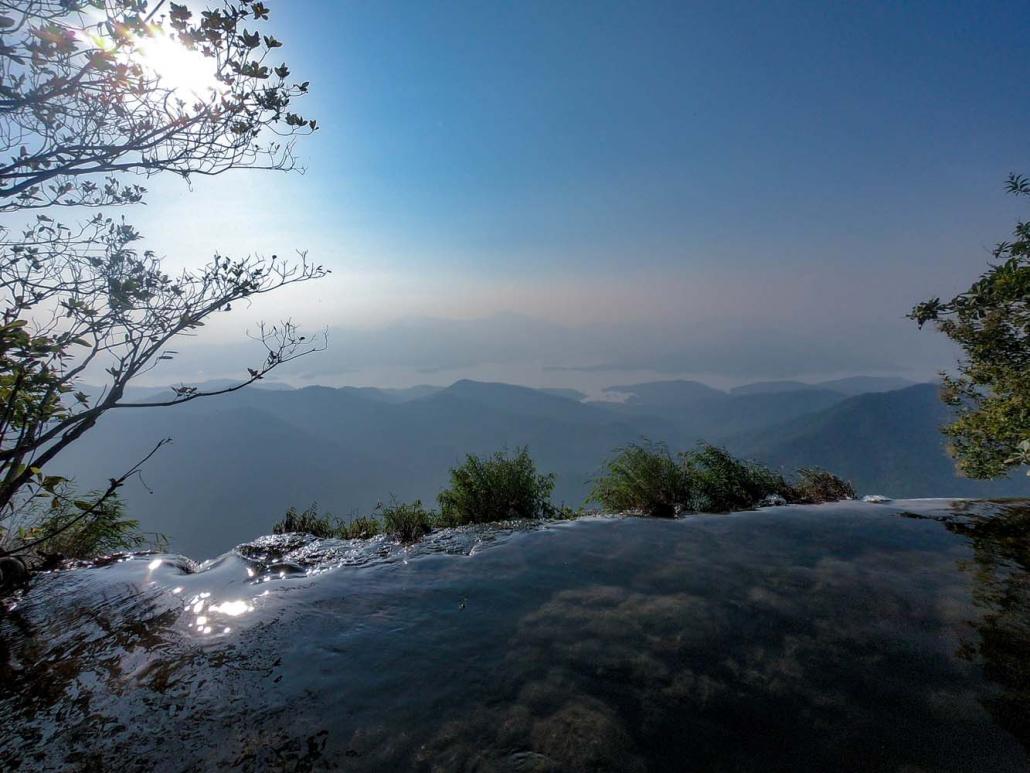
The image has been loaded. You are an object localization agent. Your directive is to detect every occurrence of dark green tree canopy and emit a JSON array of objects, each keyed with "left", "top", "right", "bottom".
[{"left": 912, "top": 174, "right": 1030, "bottom": 478}]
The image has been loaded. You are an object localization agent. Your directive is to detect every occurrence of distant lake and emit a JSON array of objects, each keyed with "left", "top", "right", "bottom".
[{"left": 2, "top": 499, "right": 1028, "bottom": 771}]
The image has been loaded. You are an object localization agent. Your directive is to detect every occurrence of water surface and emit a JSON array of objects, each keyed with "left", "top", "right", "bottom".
[{"left": 1, "top": 499, "right": 1028, "bottom": 771}]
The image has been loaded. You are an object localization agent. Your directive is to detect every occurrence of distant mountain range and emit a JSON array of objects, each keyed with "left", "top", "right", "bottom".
[
  {"left": 57, "top": 377, "right": 1029, "bottom": 557},
  {"left": 727, "top": 384, "right": 1023, "bottom": 499},
  {"left": 728, "top": 376, "right": 918, "bottom": 396}
]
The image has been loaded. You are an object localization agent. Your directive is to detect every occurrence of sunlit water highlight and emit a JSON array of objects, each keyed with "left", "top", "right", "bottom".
[{"left": 1, "top": 500, "right": 1028, "bottom": 771}]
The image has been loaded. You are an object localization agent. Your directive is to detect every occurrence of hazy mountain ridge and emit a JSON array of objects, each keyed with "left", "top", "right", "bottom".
[
  {"left": 58, "top": 378, "right": 1028, "bottom": 556},
  {"left": 594, "top": 380, "right": 850, "bottom": 439},
  {"left": 62, "top": 380, "right": 660, "bottom": 555},
  {"left": 728, "top": 384, "right": 1030, "bottom": 498},
  {"left": 601, "top": 379, "right": 727, "bottom": 405},
  {"left": 729, "top": 381, "right": 825, "bottom": 396},
  {"left": 616, "top": 375, "right": 920, "bottom": 400}
]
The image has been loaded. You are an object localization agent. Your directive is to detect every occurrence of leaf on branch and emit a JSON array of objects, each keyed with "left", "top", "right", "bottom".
[{"left": 42, "top": 476, "right": 67, "bottom": 493}]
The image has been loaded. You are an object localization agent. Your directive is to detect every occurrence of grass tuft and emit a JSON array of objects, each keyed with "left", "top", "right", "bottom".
[
  {"left": 272, "top": 503, "right": 338, "bottom": 539},
  {"left": 437, "top": 447, "right": 557, "bottom": 526},
  {"left": 683, "top": 443, "right": 794, "bottom": 513},
  {"left": 273, "top": 445, "right": 857, "bottom": 547},
  {"left": 338, "top": 514, "right": 382, "bottom": 540},
  {"left": 791, "top": 467, "right": 856, "bottom": 503},
  {"left": 589, "top": 441, "right": 690, "bottom": 517},
  {"left": 591, "top": 441, "right": 854, "bottom": 515},
  {"left": 379, "top": 500, "right": 434, "bottom": 543}
]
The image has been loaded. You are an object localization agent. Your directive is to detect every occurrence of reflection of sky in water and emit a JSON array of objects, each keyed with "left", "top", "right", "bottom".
[{"left": 1, "top": 499, "right": 1029, "bottom": 771}]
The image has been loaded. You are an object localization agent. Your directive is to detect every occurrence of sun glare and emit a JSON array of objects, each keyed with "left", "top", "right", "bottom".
[
  {"left": 75, "top": 4, "right": 222, "bottom": 99},
  {"left": 133, "top": 31, "right": 222, "bottom": 98}
]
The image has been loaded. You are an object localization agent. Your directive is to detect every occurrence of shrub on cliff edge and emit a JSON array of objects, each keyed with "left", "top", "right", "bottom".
[
  {"left": 438, "top": 448, "right": 557, "bottom": 526},
  {"left": 590, "top": 441, "right": 690, "bottom": 517}
]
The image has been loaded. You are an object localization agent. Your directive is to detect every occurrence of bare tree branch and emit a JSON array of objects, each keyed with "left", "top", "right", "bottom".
[
  {"left": 3, "top": 437, "right": 170, "bottom": 556},
  {"left": 0, "top": 1, "right": 327, "bottom": 540}
]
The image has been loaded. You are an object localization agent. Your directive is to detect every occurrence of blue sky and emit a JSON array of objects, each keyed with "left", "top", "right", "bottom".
[{"left": 136, "top": 0, "right": 1030, "bottom": 390}]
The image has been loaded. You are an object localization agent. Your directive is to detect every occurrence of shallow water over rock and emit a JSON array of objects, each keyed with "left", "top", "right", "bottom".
[{"left": 2, "top": 500, "right": 1029, "bottom": 771}]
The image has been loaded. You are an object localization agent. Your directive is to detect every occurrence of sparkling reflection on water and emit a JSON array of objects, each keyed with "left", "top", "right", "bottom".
[{"left": 1, "top": 500, "right": 1029, "bottom": 771}]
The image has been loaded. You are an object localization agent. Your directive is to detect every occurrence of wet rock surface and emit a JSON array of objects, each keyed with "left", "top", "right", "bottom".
[{"left": 1, "top": 500, "right": 1029, "bottom": 771}]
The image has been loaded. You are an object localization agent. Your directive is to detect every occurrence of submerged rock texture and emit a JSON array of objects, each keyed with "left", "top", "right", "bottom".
[{"left": 1, "top": 500, "right": 1029, "bottom": 771}]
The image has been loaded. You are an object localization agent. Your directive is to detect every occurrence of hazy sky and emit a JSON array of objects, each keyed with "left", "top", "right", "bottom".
[{"left": 131, "top": 0, "right": 1030, "bottom": 391}]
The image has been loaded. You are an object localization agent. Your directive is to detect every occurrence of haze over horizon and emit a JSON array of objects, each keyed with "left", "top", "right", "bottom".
[
  {"left": 122, "top": 312, "right": 934, "bottom": 397},
  {"left": 123, "top": 0, "right": 1028, "bottom": 392}
]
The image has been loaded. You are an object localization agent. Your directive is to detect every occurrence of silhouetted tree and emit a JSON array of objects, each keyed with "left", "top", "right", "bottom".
[
  {"left": 912, "top": 174, "right": 1030, "bottom": 478},
  {"left": 0, "top": 1, "right": 327, "bottom": 554}
]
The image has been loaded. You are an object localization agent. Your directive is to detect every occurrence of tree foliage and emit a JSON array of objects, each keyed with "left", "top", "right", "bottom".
[
  {"left": 0, "top": 1, "right": 327, "bottom": 554},
  {"left": 912, "top": 174, "right": 1030, "bottom": 478},
  {"left": 9, "top": 486, "right": 156, "bottom": 560}
]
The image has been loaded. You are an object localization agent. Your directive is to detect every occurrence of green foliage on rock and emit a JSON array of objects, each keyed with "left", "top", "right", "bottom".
[
  {"left": 589, "top": 441, "right": 690, "bottom": 517},
  {"left": 274, "top": 500, "right": 432, "bottom": 543},
  {"left": 379, "top": 500, "right": 435, "bottom": 543},
  {"left": 683, "top": 443, "right": 794, "bottom": 512},
  {"left": 912, "top": 174, "right": 1030, "bottom": 478},
  {"left": 273, "top": 503, "right": 338, "bottom": 539},
  {"left": 9, "top": 488, "right": 154, "bottom": 561},
  {"left": 792, "top": 468, "right": 857, "bottom": 503},
  {"left": 339, "top": 514, "right": 383, "bottom": 540},
  {"left": 437, "top": 448, "right": 558, "bottom": 526},
  {"left": 591, "top": 441, "right": 854, "bottom": 515},
  {"left": 274, "top": 445, "right": 855, "bottom": 548}
]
